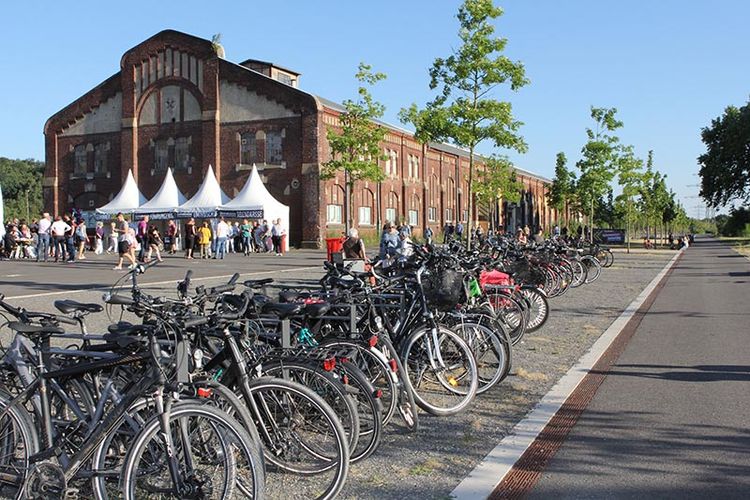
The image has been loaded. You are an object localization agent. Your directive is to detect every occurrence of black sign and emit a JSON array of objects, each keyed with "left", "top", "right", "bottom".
[{"left": 594, "top": 228, "right": 625, "bottom": 244}]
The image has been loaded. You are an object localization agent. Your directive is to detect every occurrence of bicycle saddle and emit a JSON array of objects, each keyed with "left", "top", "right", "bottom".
[
  {"left": 107, "top": 321, "right": 152, "bottom": 336},
  {"left": 54, "top": 300, "right": 104, "bottom": 315},
  {"left": 244, "top": 278, "right": 274, "bottom": 288},
  {"left": 304, "top": 302, "right": 331, "bottom": 318},
  {"left": 261, "top": 302, "right": 304, "bottom": 320},
  {"left": 8, "top": 321, "right": 64, "bottom": 337}
]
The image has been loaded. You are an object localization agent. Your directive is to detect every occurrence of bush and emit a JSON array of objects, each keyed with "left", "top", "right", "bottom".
[{"left": 717, "top": 207, "right": 750, "bottom": 236}]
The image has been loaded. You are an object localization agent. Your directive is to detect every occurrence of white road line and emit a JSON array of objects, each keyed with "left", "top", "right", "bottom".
[
  {"left": 6, "top": 266, "right": 321, "bottom": 300},
  {"left": 451, "top": 249, "right": 684, "bottom": 500}
]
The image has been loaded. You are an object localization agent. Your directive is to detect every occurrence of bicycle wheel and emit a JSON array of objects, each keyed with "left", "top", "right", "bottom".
[
  {"left": 121, "top": 403, "right": 265, "bottom": 500},
  {"left": 0, "top": 395, "right": 39, "bottom": 500},
  {"left": 375, "top": 334, "right": 420, "bottom": 432},
  {"left": 244, "top": 377, "right": 349, "bottom": 500},
  {"left": 262, "top": 359, "right": 360, "bottom": 458},
  {"left": 450, "top": 320, "right": 508, "bottom": 394},
  {"left": 314, "top": 339, "right": 397, "bottom": 427},
  {"left": 401, "top": 325, "right": 479, "bottom": 416},
  {"left": 522, "top": 288, "right": 550, "bottom": 333},
  {"left": 583, "top": 256, "right": 602, "bottom": 283}
]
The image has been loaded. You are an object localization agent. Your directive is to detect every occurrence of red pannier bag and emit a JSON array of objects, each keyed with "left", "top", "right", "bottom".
[{"left": 479, "top": 270, "right": 513, "bottom": 290}]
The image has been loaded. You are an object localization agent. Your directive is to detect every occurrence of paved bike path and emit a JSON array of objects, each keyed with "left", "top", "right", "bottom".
[{"left": 528, "top": 237, "right": 750, "bottom": 499}]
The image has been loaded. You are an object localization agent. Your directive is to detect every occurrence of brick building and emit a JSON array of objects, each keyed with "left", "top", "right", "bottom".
[{"left": 44, "top": 30, "right": 556, "bottom": 247}]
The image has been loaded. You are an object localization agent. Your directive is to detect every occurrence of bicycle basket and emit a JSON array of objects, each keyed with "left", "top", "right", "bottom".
[{"left": 422, "top": 269, "right": 465, "bottom": 310}]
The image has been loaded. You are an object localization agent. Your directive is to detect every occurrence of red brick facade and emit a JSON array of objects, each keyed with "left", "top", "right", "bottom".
[{"left": 44, "top": 30, "right": 555, "bottom": 247}]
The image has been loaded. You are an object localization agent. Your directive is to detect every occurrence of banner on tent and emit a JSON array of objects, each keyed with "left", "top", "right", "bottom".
[{"left": 218, "top": 209, "right": 264, "bottom": 219}]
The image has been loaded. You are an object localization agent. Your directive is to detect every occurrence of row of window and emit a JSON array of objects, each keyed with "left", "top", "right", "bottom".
[
  {"left": 326, "top": 206, "right": 461, "bottom": 226},
  {"left": 154, "top": 137, "right": 191, "bottom": 172},
  {"left": 241, "top": 130, "right": 283, "bottom": 165},
  {"left": 73, "top": 143, "right": 109, "bottom": 176},
  {"left": 383, "top": 149, "right": 422, "bottom": 180}
]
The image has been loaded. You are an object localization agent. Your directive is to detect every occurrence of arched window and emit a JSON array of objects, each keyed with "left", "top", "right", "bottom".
[
  {"left": 385, "top": 191, "right": 399, "bottom": 225},
  {"left": 359, "top": 188, "right": 375, "bottom": 226},
  {"left": 409, "top": 193, "right": 420, "bottom": 227},
  {"left": 445, "top": 177, "right": 455, "bottom": 222},
  {"left": 326, "top": 184, "right": 345, "bottom": 224}
]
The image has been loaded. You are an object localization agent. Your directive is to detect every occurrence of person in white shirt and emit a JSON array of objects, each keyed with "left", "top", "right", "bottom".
[
  {"left": 271, "top": 219, "right": 285, "bottom": 256},
  {"left": 36, "top": 213, "right": 52, "bottom": 262},
  {"left": 50, "top": 216, "right": 71, "bottom": 262},
  {"left": 215, "top": 217, "right": 230, "bottom": 260}
]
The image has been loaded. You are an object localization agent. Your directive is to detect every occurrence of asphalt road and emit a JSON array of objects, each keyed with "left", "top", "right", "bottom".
[
  {"left": 0, "top": 249, "right": 326, "bottom": 299},
  {"left": 529, "top": 237, "right": 750, "bottom": 499}
]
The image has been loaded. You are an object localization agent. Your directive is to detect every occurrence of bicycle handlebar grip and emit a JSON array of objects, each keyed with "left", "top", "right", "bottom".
[
  {"left": 228, "top": 273, "right": 240, "bottom": 285},
  {"left": 107, "top": 294, "right": 135, "bottom": 306},
  {"left": 210, "top": 284, "right": 236, "bottom": 295},
  {"left": 183, "top": 316, "right": 210, "bottom": 328}
]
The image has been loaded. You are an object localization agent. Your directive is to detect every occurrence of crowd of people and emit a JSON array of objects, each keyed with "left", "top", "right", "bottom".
[{"left": 1, "top": 212, "right": 286, "bottom": 269}]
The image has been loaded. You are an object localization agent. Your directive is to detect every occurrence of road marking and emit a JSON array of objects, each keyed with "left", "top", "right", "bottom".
[
  {"left": 5, "top": 274, "right": 22, "bottom": 278},
  {"left": 451, "top": 249, "right": 684, "bottom": 500},
  {"left": 5, "top": 266, "right": 321, "bottom": 300}
]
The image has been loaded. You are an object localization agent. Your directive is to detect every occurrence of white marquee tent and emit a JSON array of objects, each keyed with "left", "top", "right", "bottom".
[
  {"left": 95, "top": 169, "right": 146, "bottom": 218},
  {"left": 177, "top": 165, "right": 229, "bottom": 217},
  {"left": 136, "top": 168, "right": 187, "bottom": 218},
  {"left": 219, "top": 164, "right": 290, "bottom": 251}
]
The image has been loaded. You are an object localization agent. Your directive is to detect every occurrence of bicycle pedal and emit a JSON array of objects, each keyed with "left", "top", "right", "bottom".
[{"left": 64, "top": 488, "right": 80, "bottom": 500}]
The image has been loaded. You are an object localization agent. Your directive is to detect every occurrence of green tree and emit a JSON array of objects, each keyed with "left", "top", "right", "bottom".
[
  {"left": 473, "top": 155, "right": 523, "bottom": 229},
  {"left": 0, "top": 157, "right": 44, "bottom": 222},
  {"left": 548, "top": 152, "right": 577, "bottom": 227},
  {"left": 617, "top": 146, "right": 644, "bottom": 252},
  {"left": 698, "top": 99, "right": 750, "bottom": 207},
  {"left": 400, "top": 0, "right": 529, "bottom": 249},
  {"left": 575, "top": 107, "right": 624, "bottom": 242},
  {"left": 321, "top": 63, "right": 388, "bottom": 233}
]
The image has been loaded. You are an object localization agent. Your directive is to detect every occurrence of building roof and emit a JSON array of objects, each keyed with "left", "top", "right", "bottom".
[{"left": 239, "top": 58, "right": 301, "bottom": 77}]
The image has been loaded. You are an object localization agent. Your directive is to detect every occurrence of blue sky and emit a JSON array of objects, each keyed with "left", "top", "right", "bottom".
[{"left": 1, "top": 0, "right": 748, "bottom": 215}]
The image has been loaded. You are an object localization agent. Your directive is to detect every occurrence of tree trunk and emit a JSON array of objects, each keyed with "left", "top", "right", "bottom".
[
  {"left": 626, "top": 199, "right": 631, "bottom": 254},
  {"left": 344, "top": 175, "right": 352, "bottom": 235},
  {"left": 590, "top": 197, "right": 594, "bottom": 243}
]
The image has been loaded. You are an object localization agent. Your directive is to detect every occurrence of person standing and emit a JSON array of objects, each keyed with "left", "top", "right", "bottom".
[
  {"left": 136, "top": 216, "right": 149, "bottom": 262},
  {"left": 36, "top": 212, "right": 51, "bottom": 262},
  {"left": 271, "top": 218, "right": 284, "bottom": 256},
  {"left": 184, "top": 217, "right": 196, "bottom": 259},
  {"left": 379, "top": 223, "right": 399, "bottom": 260},
  {"left": 75, "top": 219, "right": 89, "bottom": 260},
  {"left": 197, "top": 221, "right": 212, "bottom": 259},
  {"left": 215, "top": 217, "right": 229, "bottom": 259},
  {"left": 107, "top": 221, "right": 118, "bottom": 253},
  {"left": 63, "top": 215, "right": 76, "bottom": 263},
  {"left": 240, "top": 219, "right": 252, "bottom": 256},
  {"left": 166, "top": 219, "right": 177, "bottom": 254},
  {"left": 456, "top": 221, "right": 464, "bottom": 240},
  {"left": 424, "top": 225, "right": 433, "bottom": 244},
  {"left": 94, "top": 222, "right": 104, "bottom": 255},
  {"left": 50, "top": 216, "right": 70, "bottom": 262}
]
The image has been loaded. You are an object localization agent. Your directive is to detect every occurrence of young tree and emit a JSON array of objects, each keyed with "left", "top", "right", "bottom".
[
  {"left": 548, "top": 152, "right": 577, "bottom": 227},
  {"left": 473, "top": 155, "right": 523, "bottom": 229},
  {"left": 698, "top": 99, "right": 750, "bottom": 207},
  {"left": 0, "top": 157, "right": 44, "bottom": 221},
  {"left": 617, "top": 146, "right": 644, "bottom": 253},
  {"left": 321, "top": 63, "right": 388, "bottom": 233},
  {"left": 400, "top": 0, "right": 529, "bottom": 249},
  {"left": 575, "top": 107, "right": 623, "bottom": 242}
]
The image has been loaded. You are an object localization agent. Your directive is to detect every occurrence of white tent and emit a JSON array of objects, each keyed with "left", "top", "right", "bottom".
[
  {"left": 219, "top": 164, "right": 290, "bottom": 250},
  {"left": 0, "top": 184, "right": 5, "bottom": 238},
  {"left": 95, "top": 169, "right": 146, "bottom": 218},
  {"left": 136, "top": 168, "right": 186, "bottom": 218},
  {"left": 177, "top": 165, "right": 229, "bottom": 218}
]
